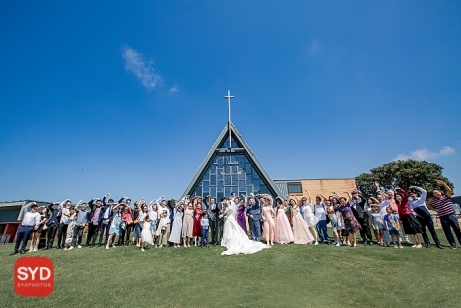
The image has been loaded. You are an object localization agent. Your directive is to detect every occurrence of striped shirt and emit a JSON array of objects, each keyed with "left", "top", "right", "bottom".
[{"left": 429, "top": 195, "right": 454, "bottom": 217}]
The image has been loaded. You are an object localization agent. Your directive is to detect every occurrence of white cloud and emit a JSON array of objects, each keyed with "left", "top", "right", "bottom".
[
  {"left": 394, "top": 146, "right": 456, "bottom": 161},
  {"left": 169, "top": 84, "right": 178, "bottom": 95},
  {"left": 310, "top": 39, "right": 321, "bottom": 55},
  {"left": 122, "top": 45, "right": 162, "bottom": 90}
]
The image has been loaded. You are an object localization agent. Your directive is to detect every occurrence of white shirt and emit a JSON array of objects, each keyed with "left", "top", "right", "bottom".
[
  {"left": 148, "top": 211, "right": 158, "bottom": 223},
  {"left": 60, "top": 208, "right": 70, "bottom": 224},
  {"left": 409, "top": 187, "right": 428, "bottom": 211},
  {"left": 313, "top": 203, "right": 326, "bottom": 221},
  {"left": 22, "top": 203, "right": 41, "bottom": 227}
]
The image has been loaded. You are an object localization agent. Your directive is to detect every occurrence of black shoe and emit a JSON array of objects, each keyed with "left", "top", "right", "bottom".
[
  {"left": 425, "top": 243, "right": 431, "bottom": 248},
  {"left": 363, "top": 241, "right": 368, "bottom": 246},
  {"left": 214, "top": 242, "right": 218, "bottom": 246},
  {"left": 369, "top": 241, "right": 373, "bottom": 246},
  {"left": 97, "top": 244, "right": 102, "bottom": 247},
  {"left": 450, "top": 245, "right": 456, "bottom": 249},
  {"left": 19, "top": 250, "right": 25, "bottom": 254},
  {"left": 10, "top": 250, "right": 18, "bottom": 256},
  {"left": 436, "top": 244, "right": 444, "bottom": 249}
]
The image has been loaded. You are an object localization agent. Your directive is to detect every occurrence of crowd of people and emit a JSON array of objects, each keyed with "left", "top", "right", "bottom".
[{"left": 9, "top": 179, "right": 461, "bottom": 256}]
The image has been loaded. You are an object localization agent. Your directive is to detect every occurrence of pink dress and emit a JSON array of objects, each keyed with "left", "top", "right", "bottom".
[
  {"left": 275, "top": 207, "right": 294, "bottom": 244},
  {"left": 292, "top": 207, "right": 314, "bottom": 244},
  {"left": 262, "top": 206, "right": 276, "bottom": 242}
]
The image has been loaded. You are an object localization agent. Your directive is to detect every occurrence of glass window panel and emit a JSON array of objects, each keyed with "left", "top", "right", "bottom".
[
  {"left": 217, "top": 156, "right": 223, "bottom": 167},
  {"left": 217, "top": 181, "right": 224, "bottom": 192},
  {"left": 218, "top": 172, "right": 223, "bottom": 181},
  {"left": 287, "top": 182, "right": 303, "bottom": 194},
  {"left": 253, "top": 179, "right": 260, "bottom": 191},
  {"left": 246, "top": 173, "right": 252, "bottom": 183},
  {"left": 225, "top": 165, "right": 231, "bottom": 173},
  {"left": 217, "top": 192, "right": 224, "bottom": 203},
  {"left": 203, "top": 181, "right": 209, "bottom": 191},
  {"left": 239, "top": 181, "right": 246, "bottom": 191},
  {"left": 225, "top": 187, "right": 232, "bottom": 197},
  {"left": 238, "top": 171, "right": 245, "bottom": 180},
  {"left": 231, "top": 175, "right": 238, "bottom": 185},
  {"left": 210, "top": 175, "right": 216, "bottom": 185},
  {"left": 247, "top": 186, "right": 253, "bottom": 194},
  {"left": 260, "top": 185, "right": 267, "bottom": 194},
  {"left": 252, "top": 172, "right": 260, "bottom": 180},
  {"left": 245, "top": 164, "right": 252, "bottom": 173},
  {"left": 224, "top": 175, "right": 231, "bottom": 186},
  {"left": 232, "top": 165, "right": 238, "bottom": 173},
  {"left": 210, "top": 165, "right": 216, "bottom": 174},
  {"left": 210, "top": 187, "right": 217, "bottom": 198},
  {"left": 204, "top": 170, "right": 210, "bottom": 179},
  {"left": 195, "top": 187, "right": 202, "bottom": 196}
]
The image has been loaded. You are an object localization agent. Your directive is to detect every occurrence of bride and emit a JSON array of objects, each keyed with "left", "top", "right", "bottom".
[{"left": 220, "top": 197, "right": 270, "bottom": 256}]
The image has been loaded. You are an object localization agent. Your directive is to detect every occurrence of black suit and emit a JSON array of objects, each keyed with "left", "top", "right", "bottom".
[{"left": 210, "top": 202, "right": 224, "bottom": 243}]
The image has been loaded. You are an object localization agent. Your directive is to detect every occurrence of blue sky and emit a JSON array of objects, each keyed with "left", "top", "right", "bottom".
[{"left": 1, "top": 1, "right": 460, "bottom": 202}]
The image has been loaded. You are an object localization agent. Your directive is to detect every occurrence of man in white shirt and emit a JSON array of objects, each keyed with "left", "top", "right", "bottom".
[
  {"left": 56, "top": 199, "right": 71, "bottom": 249},
  {"left": 11, "top": 202, "right": 41, "bottom": 255}
]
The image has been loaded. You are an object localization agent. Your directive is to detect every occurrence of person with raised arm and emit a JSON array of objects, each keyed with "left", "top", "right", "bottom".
[
  {"left": 313, "top": 194, "right": 330, "bottom": 244},
  {"left": 337, "top": 191, "right": 362, "bottom": 247},
  {"left": 289, "top": 196, "right": 314, "bottom": 245},
  {"left": 44, "top": 202, "right": 61, "bottom": 250},
  {"left": 192, "top": 196, "right": 204, "bottom": 246},
  {"left": 106, "top": 203, "right": 123, "bottom": 249},
  {"left": 98, "top": 193, "right": 113, "bottom": 247},
  {"left": 394, "top": 187, "right": 423, "bottom": 248},
  {"left": 302, "top": 191, "right": 319, "bottom": 245},
  {"left": 10, "top": 202, "right": 41, "bottom": 255},
  {"left": 235, "top": 195, "right": 247, "bottom": 233},
  {"left": 408, "top": 186, "right": 442, "bottom": 249},
  {"left": 57, "top": 199, "right": 72, "bottom": 249},
  {"left": 29, "top": 207, "right": 48, "bottom": 252},
  {"left": 182, "top": 196, "right": 194, "bottom": 247},
  {"left": 274, "top": 197, "right": 294, "bottom": 244},
  {"left": 351, "top": 189, "right": 373, "bottom": 246},
  {"left": 72, "top": 200, "right": 90, "bottom": 249},
  {"left": 168, "top": 200, "right": 183, "bottom": 248},
  {"left": 428, "top": 180, "right": 461, "bottom": 249},
  {"left": 86, "top": 197, "right": 104, "bottom": 248},
  {"left": 261, "top": 194, "right": 276, "bottom": 246}
]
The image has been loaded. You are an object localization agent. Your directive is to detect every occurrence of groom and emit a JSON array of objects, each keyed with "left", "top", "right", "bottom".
[
  {"left": 210, "top": 197, "right": 225, "bottom": 246},
  {"left": 246, "top": 197, "right": 262, "bottom": 241}
]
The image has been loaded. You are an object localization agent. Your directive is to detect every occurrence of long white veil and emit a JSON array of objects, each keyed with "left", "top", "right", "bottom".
[{"left": 228, "top": 199, "right": 237, "bottom": 218}]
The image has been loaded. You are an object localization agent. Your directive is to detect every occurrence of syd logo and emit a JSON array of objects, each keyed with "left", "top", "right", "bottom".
[{"left": 14, "top": 257, "right": 54, "bottom": 297}]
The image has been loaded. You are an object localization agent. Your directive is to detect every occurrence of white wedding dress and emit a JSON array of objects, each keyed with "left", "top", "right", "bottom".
[{"left": 221, "top": 201, "right": 270, "bottom": 256}]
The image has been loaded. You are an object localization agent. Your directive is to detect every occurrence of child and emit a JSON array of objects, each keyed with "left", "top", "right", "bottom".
[
  {"left": 141, "top": 215, "right": 154, "bottom": 252},
  {"left": 155, "top": 211, "right": 170, "bottom": 248},
  {"left": 370, "top": 204, "right": 386, "bottom": 246},
  {"left": 106, "top": 206, "right": 122, "bottom": 249},
  {"left": 383, "top": 206, "right": 403, "bottom": 248},
  {"left": 200, "top": 212, "right": 210, "bottom": 247}
]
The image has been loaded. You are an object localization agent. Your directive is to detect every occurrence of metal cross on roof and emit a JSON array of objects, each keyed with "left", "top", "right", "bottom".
[{"left": 224, "top": 90, "right": 234, "bottom": 123}]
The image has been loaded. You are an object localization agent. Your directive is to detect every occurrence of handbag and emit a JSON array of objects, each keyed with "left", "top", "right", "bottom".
[{"left": 120, "top": 220, "right": 127, "bottom": 230}]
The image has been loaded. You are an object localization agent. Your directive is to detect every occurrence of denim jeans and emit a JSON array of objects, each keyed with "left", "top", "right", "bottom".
[
  {"left": 316, "top": 220, "right": 329, "bottom": 242},
  {"left": 439, "top": 214, "right": 461, "bottom": 246},
  {"left": 14, "top": 226, "right": 34, "bottom": 251}
]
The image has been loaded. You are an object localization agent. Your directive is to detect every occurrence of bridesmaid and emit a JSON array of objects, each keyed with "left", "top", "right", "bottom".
[
  {"left": 289, "top": 198, "right": 314, "bottom": 244},
  {"left": 299, "top": 191, "right": 319, "bottom": 245},
  {"left": 261, "top": 194, "right": 276, "bottom": 246},
  {"left": 182, "top": 197, "right": 194, "bottom": 247},
  {"left": 236, "top": 196, "right": 247, "bottom": 233},
  {"left": 169, "top": 200, "right": 184, "bottom": 248},
  {"left": 192, "top": 197, "right": 203, "bottom": 246},
  {"left": 275, "top": 197, "right": 294, "bottom": 244}
]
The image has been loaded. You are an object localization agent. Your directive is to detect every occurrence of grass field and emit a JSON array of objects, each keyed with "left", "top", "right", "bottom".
[{"left": 1, "top": 231, "right": 460, "bottom": 308}]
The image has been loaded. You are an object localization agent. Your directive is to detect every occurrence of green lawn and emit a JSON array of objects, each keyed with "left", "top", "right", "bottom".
[{"left": 1, "top": 232, "right": 459, "bottom": 308}]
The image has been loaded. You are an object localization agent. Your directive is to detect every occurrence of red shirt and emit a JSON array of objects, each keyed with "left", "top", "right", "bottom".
[{"left": 397, "top": 189, "right": 412, "bottom": 216}]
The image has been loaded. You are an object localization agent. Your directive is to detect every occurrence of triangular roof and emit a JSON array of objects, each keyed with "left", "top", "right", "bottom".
[{"left": 181, "top": 122, "right": 283, "bottom": 199}]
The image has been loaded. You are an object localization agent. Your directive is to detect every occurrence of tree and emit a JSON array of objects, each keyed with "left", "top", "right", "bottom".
[{"left": 355, "top": 160, "right": 454, "bottom": 199}]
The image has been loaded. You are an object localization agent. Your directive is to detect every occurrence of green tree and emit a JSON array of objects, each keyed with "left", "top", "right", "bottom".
[{"left": 355, "top": 160, "right": 454, "bottom": 199}]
